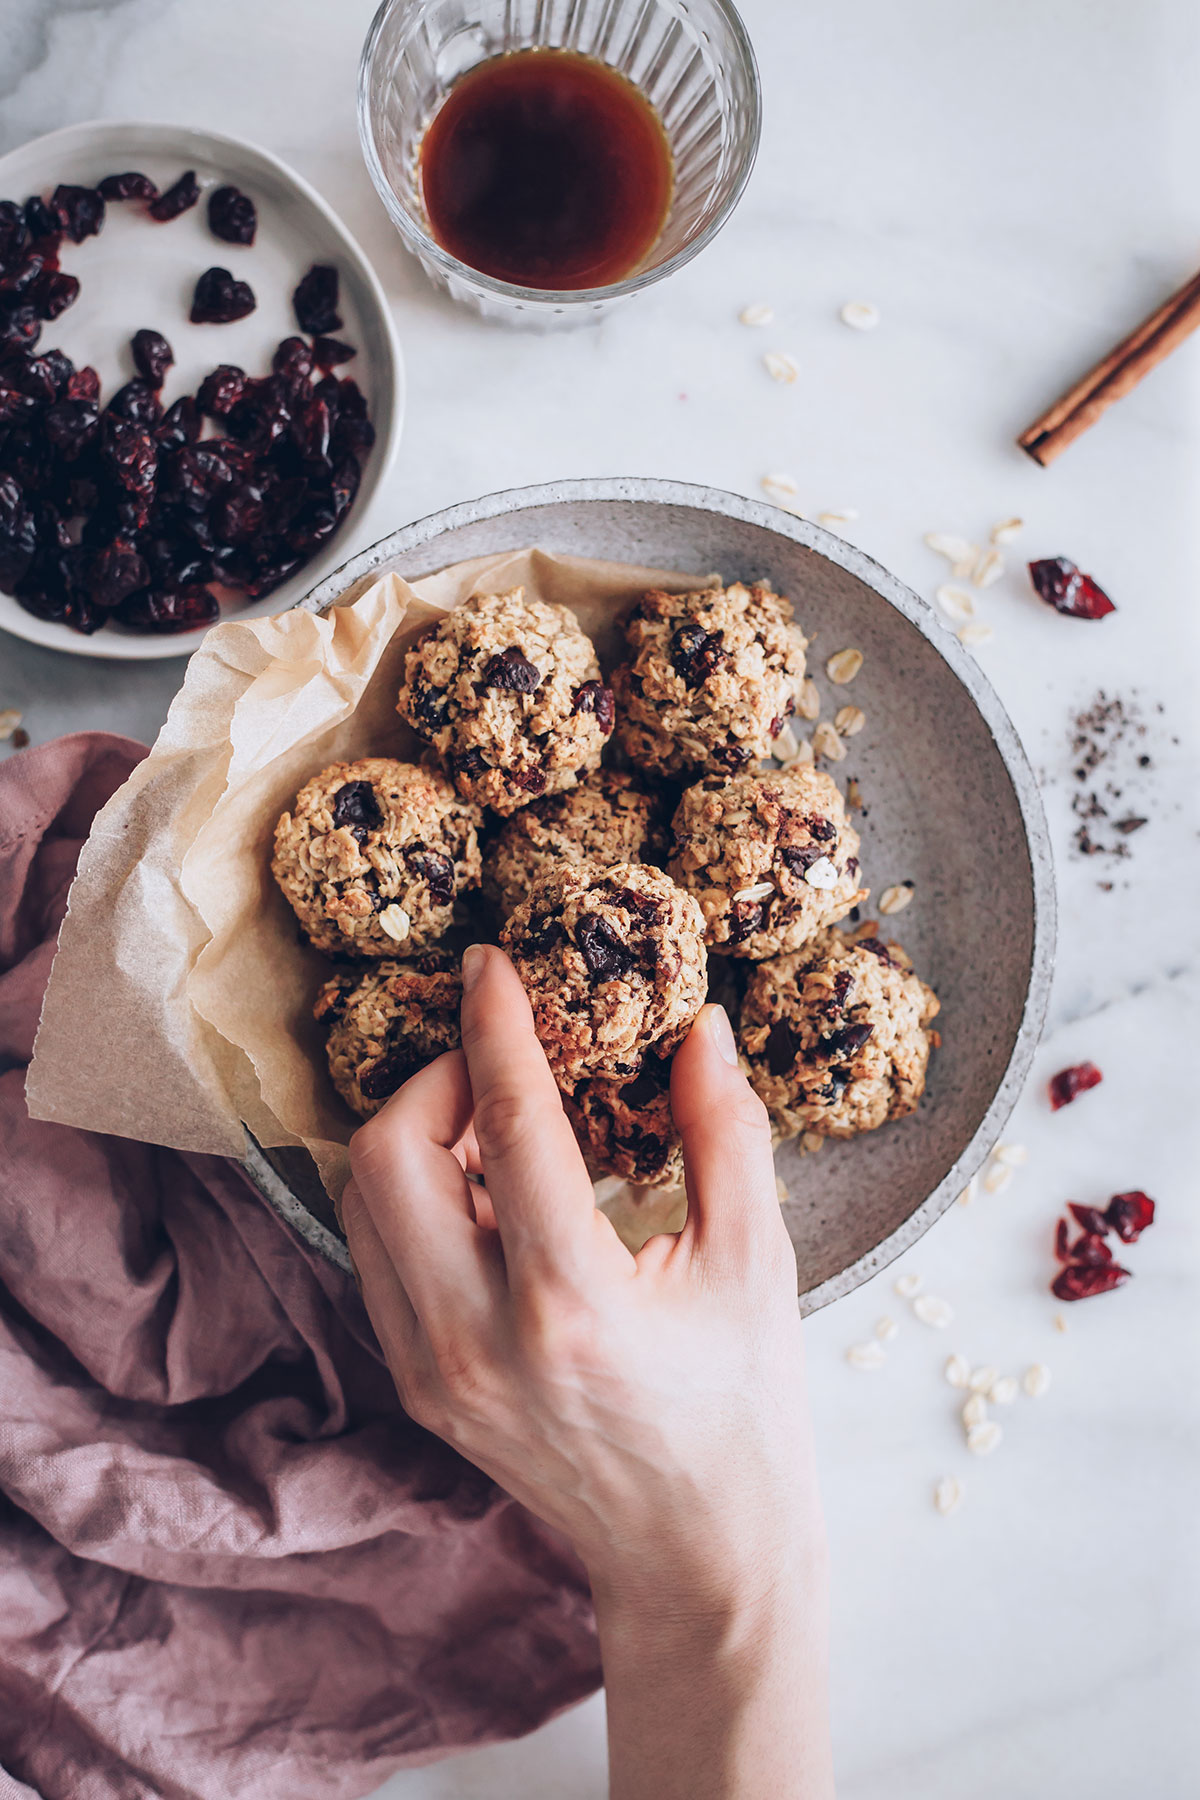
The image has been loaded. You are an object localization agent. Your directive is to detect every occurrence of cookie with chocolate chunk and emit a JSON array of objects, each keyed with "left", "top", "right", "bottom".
[
  {"left": 500, "top": 861, "right": 707, "bottom": 1090},
  {"left": 738, "top": 927, "right": 940, "bottom": 1141},
  {"left": 483, "top": 767, "right": 670, "bottom": 919},
  {"left": 315, "top": 954, "right": 461, "bottom": 1119},
  {"left": 272, "top": 758, "right": 481, "bottom": 958},
  {"left": 396, "top": 587, "right": 613, "bottom": 817},
  {"left": 668, "top": 765, "right": 866, "bottom": 959},
  {"left": 613, "top": 581, "right": 807, "bottom": 781},
  {"left": 565, "top": 1052, "right": 684, "bottom": 1190}
]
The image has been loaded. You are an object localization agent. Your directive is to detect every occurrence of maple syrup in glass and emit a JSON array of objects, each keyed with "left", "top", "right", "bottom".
[{"left": 418, "top": 48, "right": 674, "bottom": 291}]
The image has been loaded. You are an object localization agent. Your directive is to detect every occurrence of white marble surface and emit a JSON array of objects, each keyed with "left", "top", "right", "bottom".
[{"left": 3, "top": 1, "right": 1199, "bottom": 1795}]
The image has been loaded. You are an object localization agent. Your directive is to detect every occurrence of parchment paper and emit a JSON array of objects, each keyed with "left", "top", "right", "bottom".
[{"left": 27, "top": 549, "right": 710, "bottom": 1225}]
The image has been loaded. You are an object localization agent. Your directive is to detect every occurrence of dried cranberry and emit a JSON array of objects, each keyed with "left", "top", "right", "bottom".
[
  {"left": 129, "top": 328, "right": 174, "bottom": 389},
  {"left": 66, "top": 365, "right": 100, "bottom": 401},
  {"left": 30, "top": 268, "right": 79, "bottom": 321},
  {"left": 272, "top": 336, "right": 313, "bottom": 382},
  {"left": 0, "top": 250, "right": 47, "bottom": 296},
  {"left": 671, "top": 622, "right": 725, "bottom": 686},
  {"left": 213, "top": 483, "right": 265, "bottom": 545},
  {"left": 576, "top": 913, "right": 633, "bottom": 981},
  {"left": 729, "top": 900, "right": 765, "bottom": 943},
  {"left": 455, "top": 749, "right": 488, "bottom": 781},
  {"left": 107, "top": 378, "right": 162, "bottom": 427},
  {"left": 312, "top": 335, "right": 356, "bottom": 370},
  {"left": 0, "top": 384, "right": 37, "bottom": 424},
  {"left": 87, "top": 538, "right": 148, "bottom": 607},
  {"left": 292, "top": 263, "right": 342, "bottom": 335},
  {"left": 411, "top": 679, "right": 448, "bottom": 731},
  {"left": 1051, "top": 1262, "right": 1130, "bottom": 1302},
  {"left": 779, "top": 842, "right": 826, "bottom": 877},
  {"left": 1049, "top": 1060, "right": 1103, "bottom": 1110},
  {"left": 766, "top": 1021, "right": 799, "bottom": 1076},
  {"left": 99, "top": 417, "right": 157, "bottom": 513},
  {"left": 155, "top": 395, "right": 201, "bottom": 449},
  {"left": 43, "top": 396, "right": 99, "bottom": 460},
  {"left": 359, "top": 1045, "right": 421, "bottom": 1102},
  {"left": 195, "top": 364, "right": 246, "bottom": 418},
  {"left": 1105, "top": 1191, "right": 1155, "bottom": 1243},
  {"left": 165, "top": 444, "right": 231, "bottom": 509},
  {"left": 855, "top": 937, "right": 894, "bottom": 967},
  {"left": 711, "top": 743, "right": 752, "bottom": 772},
  {"left": 1071, "top": 1231, "right": 1114, "bottom": 1267},
  {"left": 293, "top": 396, "right": 331, "bottom": 463},
  {"left": 482, "top": 645, "right": 541, "bottom": 692},
  {"left": 190, "top": 267, "right": 257, "bottom": 325},
  {"left": 331, "top": 413, "right": 376, "bottom": 462},
  {"left": 207, "top": 184, "right": 257, "bottom": 246},
  {"left": 331, "top": 780, "right": 383, "bottom": 838},
  {"left": 0, "top": 474, "right": 37, "bottom": 588},
  {"left": 97, "top": 172, "right": 159, "bottom": 202},
  {"left": 512, "top": 766, "right": 547, "bottom": 796},
  {"left": 406, "top": 847, "right": 455, "bottom": 905},
  {"left": 572, "top": 680, "right": 614, "bottom": 733},
  {"left": 51, "top": 184, "right": 105, "bottom": 242},
  {"left": 1029, "top": 558, "right": 1116, "bottom": 621},
  {"left": 822, "top": 1022, "right": 874, "bottom": 1058},
  {"left": 611, "top": 886, "right": 663, "bottom": 922},
  {"left": 330, "top": 457, "right": 360, "bottom": 517},
  {"left": 0, "top": 200, "right": 28, "bottom": 269},
  {"left": 22, "top": 196, "right": 61, "bottom": 247},
  {"left": 831, "top": 969, "right": 854, "bottom": 1009},
  {"left": 148, "top": 171, "right": 200, "bottom": 223},
  {"left": 0, "top": 302, "right": 41, "bottom": 352},
  {"left": 118, "top": 583, "right": 218, "bottom": 632},
  {"left": 1068, "top": 1202, "right": 1111, "bottom": 1238},
  {"left": 286, "top": 499, "right": 338, "bottom": 556},
  {"left": 1054, "top": 1218, "right": 1071, "bottom": 1261},
  {"left": 523, "top": 912, "right": 564, "bottom": 955}
]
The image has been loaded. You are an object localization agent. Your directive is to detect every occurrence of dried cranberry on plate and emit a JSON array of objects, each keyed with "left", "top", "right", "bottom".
[
  {"left": 292, "top": 263, "right": 342, "bottom": 335},
  {"left": 1105, "top": 1190, "right": 1155, "bottom": 1243},
  {"left": 207, "top": 184, "right": 257, "bottom": 246},
  {"left": 131, "top": 328, "right": 174, "bottom": 388},
  {"left": 98, "top": 172, "right": 159, "bottom": 203},
  {"left": 1048, "top": 1060, "right": 1103, "bottom": 1109},
  {"left": 190, "top": 267, "right": 257, "bottom": 324},
  {"left": 148, "top": 170, "right": 200, "bottom": 222},
  {"left": 1029, "top": 558, "right": 1116, "bottom": 620},
  {"left": 51, "top": 184, "right": 105, "bottom": 242},
  {"left": 1051, "top": 1261, "right": 1130, "bottom": 1302}
]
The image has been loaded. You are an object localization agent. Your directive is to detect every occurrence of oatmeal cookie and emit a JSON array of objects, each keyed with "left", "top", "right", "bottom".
[
  {"left": 564, "top": 1052, "right": 684, "bottom": 1190},
  {"left": 501, "top": 861, "right": 707, "bottom": 1090},
  {"left": 483, "top": 767, "right": 670, "bottom": 919},
  {"left": 272, "top": 758, "right": 481, "bottom": 958},
  {"left": 738, "top": 927, "right": 940, "bottom": 1140},
  {"left": 396, "top": 587, "right": 613, "bottom": 816},
  {"left": 314, "top": 953, "right": 461, "bottom": 1119},
  {"left": 668, "top": 765, "right": 866, "bottom": 959},
  {"left": 613, "top": 581, "right": 807, "bottom": 780}
]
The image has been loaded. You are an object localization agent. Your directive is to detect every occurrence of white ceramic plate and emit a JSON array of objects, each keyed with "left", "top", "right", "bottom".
[{"left": 0, "top": 120, "right": 403, "bottom": 660}]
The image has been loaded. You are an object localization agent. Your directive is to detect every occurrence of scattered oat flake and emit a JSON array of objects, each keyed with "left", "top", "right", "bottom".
[
  {"left": 1052, "top": 1313, "right": 1069, "bottom": 1334},
  {"left": 878, "top": 883, "right": 914, "bottom": 916},
  {"left": 993, "top": 1143, "right": 1028, "bottom": 1168},
  {"left": 972, "top": 547, "right": 1005, "bottom": 588},
  {"left": 845, "top": 776, "right": 863, "bottom": 810},
  {"left": 811, "top": 722, "right": 846, "bottom": 763},
  {"left": 761, "top": 472, "right": 805, "bottom": 513},
  {"left": 734, "top": 881, "right": 775, "bottom": 904},
  {"left": 847, "top": 1339, "right": 887, "bottom": 1370},
  {"left": 990, "top": 1375, "right": 1019, "bottom": 1406},
  {"left": 925, "top": 533, "right": 980, "bottom": 578},
  {"left": 801, "top": 1130, "right": 825, "bottom": 1153},
  {"left": 0, "top": 708, "right": 22, "bottom": 740},
  {"left": 1023, "top": 1362, "right": 1052, "bottom": 1397},
  {"left": 894, "top": 1271, "right": 922, "bottom": 1299},
  {"left": 826, "top": 647, "right": 863, "bottom": 684},
  {"left": 818, "top": 508, "right": 859, "bottom": 527},
  {"left": 934, "top": 1475, "right": 965, "bottom": 1516},
  {"left": 834, "top": 705, "right": 865, "bottom": 737},
  {"left": 935, "top": 584, "right": 976, "bottom": 624},
  {"left": 958, "top": 622, "right": 995, "bottom": 647},
  {"left": 772, "top": 722, "right": 800, "bottom": 761},
  {"left": 944, "top": 1353, "right": 971, "bottom": 1388},
  {"left": 956, "top": 1177, "right": 977, "bottom": 1208},
  {"left": 982, "top": 1161, "right": 1013, "bottom": 1195},
  {"left": 962, "top": 1392, "right": 989, "bottom": 1428},
  {"left": 991, "top": 517, "right": 1023, "bottom": 544},
  {"left": 740, "top": 302, "right": 774, "bottom": 326},
  {"left": 763, "top": 350, "right": 800, "bottom": 384},
  {"left": 775, "top": 1175, "right": 789, "bottom": 1204},
  {"left": 875, "top": 1315, "right": 899, "bottom": 1342},
  {"left": 796, "top": 677, "right": 821, "bottom": 721},
  {"left": 782, "top": 740, "right": 815, "bottom": 767},
  {"left": 913, "top": 1294, "right": 954, "bottom": 1329},
  {"left": 841, "top": 300, "right": 880, "bottom": 331},
  {"left": 967, "top": 1420, "right": 1003, "bottom": 1456},
  {"left": 968, "top": 1365, "right": 997, "bottom": 1393}
]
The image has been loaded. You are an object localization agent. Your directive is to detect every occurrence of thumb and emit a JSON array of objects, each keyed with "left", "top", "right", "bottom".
[{"left": 669, "top": 1004, "right": 785, "bottom": 1269}]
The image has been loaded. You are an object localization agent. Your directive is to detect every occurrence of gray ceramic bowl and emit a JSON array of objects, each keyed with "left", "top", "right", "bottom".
[{"left": 242, "top": 478, "right": 1055, "bottom": 1313}]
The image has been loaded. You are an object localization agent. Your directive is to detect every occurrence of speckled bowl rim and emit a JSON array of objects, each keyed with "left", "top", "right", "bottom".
[{"left": 242, "top": 477, "right": 1056, "bottom": 1311}]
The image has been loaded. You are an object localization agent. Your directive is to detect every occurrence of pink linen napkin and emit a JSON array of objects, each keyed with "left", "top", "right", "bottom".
[{"left": 0, "top": 732, "right": 599, "bottom": 1800}]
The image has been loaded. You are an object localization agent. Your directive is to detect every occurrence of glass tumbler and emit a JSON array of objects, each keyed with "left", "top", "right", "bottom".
[{"left": 358, "top": 0, "right": 761, "bottom": 325}]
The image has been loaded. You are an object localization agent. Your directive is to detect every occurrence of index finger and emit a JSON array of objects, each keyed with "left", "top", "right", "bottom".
[{"left": 458, "top": 944, "right": 610, "bottom": 1284}]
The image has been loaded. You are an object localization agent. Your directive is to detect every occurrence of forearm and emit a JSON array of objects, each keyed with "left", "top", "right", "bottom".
[{"left": 592, "top": 1547, "right": 835, "bottom": 1800}]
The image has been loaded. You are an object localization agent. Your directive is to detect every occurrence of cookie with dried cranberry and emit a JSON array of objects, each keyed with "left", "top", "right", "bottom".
[
  {"left": 315, "top": 954, "right": 461, "bottom": 1119},
  {"left": 396, "top": 587, "right": 613, "bottom": 817},
  {"left": 564, "top": 1051, "right": 684, "bottom": 1190},
  {"left": 483, "top": 767, "right": 670, "bottom": 919},
  {"left": 613, "top": 581, "right": 807, "bottom": 781},
  {"left": 668, "top": 765, "right": 866, "bottom": 959},
  {"left": 738, "top": 927, "right": 940, "bottom": 1141},
  {"left": 272, "top": 758, "right": 481, "bottom": 958},
  {"left": 500, "top": 861, "right": 707, "bottom": 1090}
]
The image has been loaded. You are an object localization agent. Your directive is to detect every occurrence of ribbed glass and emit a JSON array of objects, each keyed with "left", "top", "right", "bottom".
[{"left": 358, "top": 0, "right": 761, "bottom": 325}]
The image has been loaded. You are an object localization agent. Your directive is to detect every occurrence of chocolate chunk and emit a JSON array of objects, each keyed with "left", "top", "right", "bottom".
[
  {"left": 766, "top": 1021, "right": 799, "bottom": 1075},
  {"left": 779, "top": 842, "right": 826, "bottom": 877},
  {"left": 729, "top": 899, "right": 765, "bottom": 944},
  {"left": 671, "top": 622, "right": 726, "bottom": 686},
  {"left": 711, "top": 742, "right": 752, "bottom": 772},
  {"left": 807, "top": 814, "right": 837, "bottom": 841},
  {"left": 454, "top": 747, "right": 488, "bottom": 778},
  {"left": 405, "top": 845, "right": 454, "bottom": 905},
  {"left": 332, "top": 780, "right": 383, "bottom": 840},
  {"left": 822, "top": 1021, "right": 874, "bottom": 1058},
  {"left": 481, "top": 645, "right": 541, "bottom": 691},
  {"left": 576, "top": 914, "right": 633, "bottom": 981}
]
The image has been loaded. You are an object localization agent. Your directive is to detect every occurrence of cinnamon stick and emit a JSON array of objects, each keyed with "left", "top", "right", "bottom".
[{"left": 1018, "top": 265, "right": 1200, "bottom": 465}]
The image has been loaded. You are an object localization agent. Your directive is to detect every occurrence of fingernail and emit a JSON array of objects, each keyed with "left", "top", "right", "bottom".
[
  {"left": 461, "top": 943, "right": 486, "bottom": 993},
  {"left": 706, "top": 1003, "right": 738, "bottom": 1066}
]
